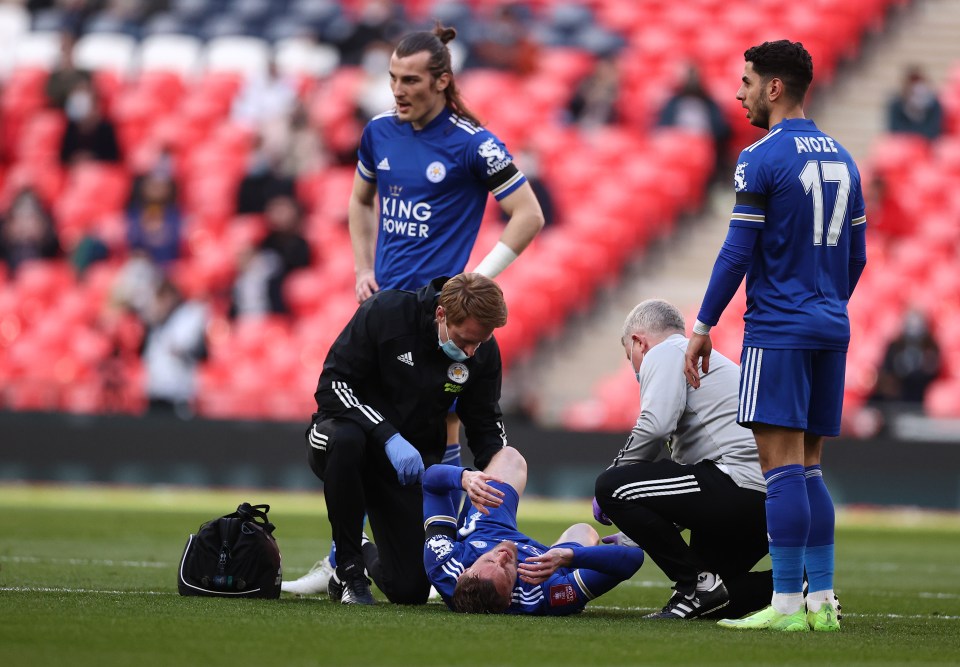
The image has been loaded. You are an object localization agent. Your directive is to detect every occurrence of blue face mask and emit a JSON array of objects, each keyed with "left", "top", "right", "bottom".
[{"left": 439, "top": 319, "right": 469, "bottom": 362}]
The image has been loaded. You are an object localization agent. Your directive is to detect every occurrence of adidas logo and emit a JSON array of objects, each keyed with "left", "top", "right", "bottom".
[
  {"left": 378, "top": 157, "right": 390, "bottom": 170},
  {"left": 397, "top": 352, "right": 413, "bottom": 366}
]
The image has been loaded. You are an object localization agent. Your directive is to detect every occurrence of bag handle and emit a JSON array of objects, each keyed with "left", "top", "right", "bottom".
[{"left": 234, "top": 503, "right": 275, "bottom": 533}]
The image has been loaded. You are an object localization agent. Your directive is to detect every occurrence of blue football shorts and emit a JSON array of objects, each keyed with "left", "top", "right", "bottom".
[
  {"left": 738, "top": 347, "right": 846, "bottom": 436},
  {"left": 467, "top": 481, "right": 522, "bottom": 538},
  {"left": 462, "top": 481, "right": 577, "bottom": 553}
]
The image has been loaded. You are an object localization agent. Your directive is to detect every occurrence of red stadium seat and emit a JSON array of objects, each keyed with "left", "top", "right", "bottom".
[
  {"left": 60, "top": 379, "right": 108, "bottom": 415},
  {"left": 283, "top": 268, "right": 326, "bottom": 318},
  {"left": 869, "top": 134, "right": 931, "bottom": 182},
  {"left": 0, "top": 0, "right": 901, "bottom": 424},
  {"left": 934, "top": 136, "right": 960, "bottom": 178},
  {"left": 534, "top": 48, "right": 596, "bottom": 90},
  {"left": 924, "top": 379, "right": 960, "bottom": 418},
  {"left": 595, "top": 0, "right": 651, "bottom": 33},
  {"left": 13, "top": 260, "right": 75, "bottom": 321},
  {"left": 1, "top": 161, "right": 66, "bottom": 208},
  {"left": 14, "top": 109, "right": 64, "bottom": 163},
  {"left": 4, "top": 378, "right": 61, "bottom": 412}
]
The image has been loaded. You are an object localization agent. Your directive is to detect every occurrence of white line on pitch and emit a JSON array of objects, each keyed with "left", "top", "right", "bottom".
[
  {"left": 0, "top": 555, "right": 170, "bottom": 568},
  {"left": 0, "top": 587, "right": 176, "bottom": 595}
]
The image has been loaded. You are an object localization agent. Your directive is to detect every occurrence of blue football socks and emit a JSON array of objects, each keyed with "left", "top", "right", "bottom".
[
  {"left": 442, "top": 442, "right": 462, "bottom": 465},
  {"left": 804, "top": 464, "right": 836, "bottom": 595},
  {"left": 764, "top": 464, "right": 810, "bottom": 595}
]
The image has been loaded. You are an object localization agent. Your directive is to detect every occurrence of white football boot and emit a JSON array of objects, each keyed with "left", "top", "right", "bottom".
[{"left": 281, "top": 556, "right": 335, "bottom": 596}]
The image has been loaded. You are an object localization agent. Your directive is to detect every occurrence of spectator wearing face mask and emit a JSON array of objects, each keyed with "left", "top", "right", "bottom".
[
  {"left": 230, "top": 194, "right": 311, "bottom": 318},
  {"left": 59, "top": 80, "right": 122, "bottom": 165},
  {"left": 0, "top": 188, "right": 62, "bottom": 273},
  {"left": 657, "top": 65, "right": 732, "bottom": 180},
  {"left": 887, "top": 66, "right": 943, "bottom": 141},
  {"left": 126, "top": 167, "right": 183, "bottom": 266},
  {"left": 231, "top": 58, "right": 298, "bottom": 155},
  {"left": 235, "top": 135, "right": 297, "bottom": 215},
  {"left": 355, "top": 41, "right": 396, "bottom": 124},
  {"left": 870, "top": 309, "right": 943, "bottom": 407},
  {"left": 44, "top": 31, "right": 91, "bottom": 110},
  {"left": 336, "top": 0, "right": 407, "bottom": 66},
  {"left": 141, "top": 279, "right": 209, "bottom": 420}
]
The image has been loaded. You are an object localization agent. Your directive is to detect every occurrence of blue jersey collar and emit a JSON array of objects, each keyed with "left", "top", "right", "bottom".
[
  {"left": 401, "top": 106, "right": 454, "bottom": 135},
  {"left": 771, "top": 117, "right": 818, "bottom": 133}
]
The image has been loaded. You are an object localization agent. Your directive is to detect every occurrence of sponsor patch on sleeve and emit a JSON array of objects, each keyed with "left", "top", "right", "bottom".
[{"left": 548, "top": 583, "right": 579, "bottom": 607}]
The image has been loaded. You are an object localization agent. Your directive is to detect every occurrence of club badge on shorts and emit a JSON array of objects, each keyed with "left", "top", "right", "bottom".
[
  {"left": 426, "top": 161, "right": 446, "bottom": 183},
  {"left": 447, "top": 363, "right": 469, "bottom": 384}
]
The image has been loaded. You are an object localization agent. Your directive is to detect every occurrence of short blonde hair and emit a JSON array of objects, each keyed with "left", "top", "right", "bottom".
[{"left": 438, "top": 273, "right": 508, "bottom": 329}]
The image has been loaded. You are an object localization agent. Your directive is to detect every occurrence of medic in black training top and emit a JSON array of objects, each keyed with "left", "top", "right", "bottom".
[{"left": 305, "top": 273, "right": 510, "bottom": 605}]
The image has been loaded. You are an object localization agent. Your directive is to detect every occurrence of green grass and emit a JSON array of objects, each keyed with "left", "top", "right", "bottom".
[{"left": 1, "top": 486, "right": 959, "bottom": 666}]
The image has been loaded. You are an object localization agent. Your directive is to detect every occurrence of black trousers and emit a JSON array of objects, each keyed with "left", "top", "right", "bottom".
[
  {"left": 306, "top": 418, "right": 430, "bottom": 604},
  {"left": 596, "top": 460, "right": 771, "bottom": 617}
]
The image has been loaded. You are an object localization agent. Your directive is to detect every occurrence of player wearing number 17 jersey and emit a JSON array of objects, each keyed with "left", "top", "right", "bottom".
[{"left": 685, "top": 40, "right": 867, "bottom": 632}]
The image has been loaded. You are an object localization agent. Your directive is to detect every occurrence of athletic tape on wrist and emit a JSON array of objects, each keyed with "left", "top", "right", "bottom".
[
  {"left": 472, "top": 241, "right": 518, "bottom": 278},
  {"left": 693, "top": 320, "right": 712, "bottom": 336}
]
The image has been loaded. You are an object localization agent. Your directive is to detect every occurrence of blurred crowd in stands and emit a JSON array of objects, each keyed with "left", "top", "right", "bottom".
[{"left": 0, "top": 0, "right": 956, "bottom": 427}]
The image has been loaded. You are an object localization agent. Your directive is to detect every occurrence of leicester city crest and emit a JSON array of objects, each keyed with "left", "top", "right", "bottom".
[
  {"left": 447, "top": 363, "right": 469, "bottom": 384},
  {"left": 734, "top": 162, "right": 748, "bottom": 192},
  {"left": 426, "top": 161, "right": 446, "bottom": 183}
]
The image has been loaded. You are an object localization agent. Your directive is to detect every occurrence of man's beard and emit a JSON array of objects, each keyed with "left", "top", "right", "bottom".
[{"left": 750, "top": 98, "right": 771, "bottom": 129}]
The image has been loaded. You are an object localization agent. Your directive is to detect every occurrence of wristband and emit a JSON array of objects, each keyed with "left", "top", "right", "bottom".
[
  {"left": 472, "top": 241, "right": 518, "bottom": 278},
  {"left": 693, "top": 320, "right": 712, "bottom": 336}
]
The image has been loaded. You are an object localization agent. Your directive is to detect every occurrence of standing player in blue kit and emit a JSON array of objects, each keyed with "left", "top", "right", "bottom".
[
  {"left": 283, "top": 23, "right": 544, "bottom": 598},
  {"left": 685, "top": 40, "right": 867, "bottom": 632},
  {"left": 348, "top": 23, "right": 544, "bottom": 302}
]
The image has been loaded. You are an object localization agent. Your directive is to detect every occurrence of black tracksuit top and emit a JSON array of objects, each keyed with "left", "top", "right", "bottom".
[{"left": 313, "top": 277, "right": 506, "bottom": 470}]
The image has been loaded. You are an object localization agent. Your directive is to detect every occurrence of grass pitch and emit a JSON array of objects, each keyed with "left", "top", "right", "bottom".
[{"left": 1, "top": 486, "right": 959, "bottom": 666}]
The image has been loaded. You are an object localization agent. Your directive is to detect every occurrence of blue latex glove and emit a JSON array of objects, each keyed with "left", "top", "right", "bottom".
[
  {"left": 592, "top": 496, "right": 612, "bottom": 525},
  {"left": 384, "top": 433, "right": 424, "bottom": 485}
]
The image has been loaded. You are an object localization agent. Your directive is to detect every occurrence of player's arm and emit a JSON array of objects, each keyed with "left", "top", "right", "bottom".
[
  {"left": 423, "top": 464, "right": 504, "bottom": 516},
  {"left": 848, "top": 178, "right": 868, "bottom": 296},
  {"left": 473, "top": 183, "right": 545, "bottom": 277},
  {"left": 618, "top": 346, "right": 687, "bottom": 464},
  {"left": 518, "top": 544, "right": 645, "bottom": 601},
  {"left": 848, "top": 218, "right": 867, "bottom": 295},
  {"left": 348, "top": 168, "right": 379, "bottom": 303},
  {"left": 469, "top": 134, "right": 544, "bottom": 277},
  {"left": 685, "top": 201, "right": 762, "bottom": 387},
  {"left": 422, "top": 466, "right": 461, "bottom": 608}
]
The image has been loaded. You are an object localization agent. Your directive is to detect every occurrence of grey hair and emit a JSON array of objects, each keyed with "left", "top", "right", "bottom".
[{"left": 621, "top": 299, "right": 686, "bottom": 343}]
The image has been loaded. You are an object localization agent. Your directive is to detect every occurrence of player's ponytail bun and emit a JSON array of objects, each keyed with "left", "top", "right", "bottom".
[
  {"left": 434, "top": 24, "right": 457, "bottom": 45},
  {"left": 394, "top": 23, "right": 482, "bottom": 127}
]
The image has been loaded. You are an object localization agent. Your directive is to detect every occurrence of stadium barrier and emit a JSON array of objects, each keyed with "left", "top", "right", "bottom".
[{"left": 2, "top": 411, "right": 958, "bottom": 509}]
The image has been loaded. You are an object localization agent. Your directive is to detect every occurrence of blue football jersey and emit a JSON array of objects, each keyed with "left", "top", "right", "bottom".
[
  {"left": 730, "top": 118, "right": 866, "bottom": 350},
  {"left": 357, "top": 107, "right": 527, "bottom": 290},
  {"left": 424, "top": 510, "right": 592, "bottom": 616},
  {"left": 423, "top": 469, "right": 642, "bottom": 616}
]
